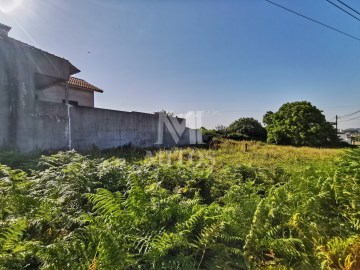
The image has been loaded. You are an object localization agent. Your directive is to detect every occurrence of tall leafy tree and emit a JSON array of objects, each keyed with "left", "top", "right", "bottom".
[
  {"left": 226, "top": 117, "right": 267, "bottom": 142},
  {"left": 263, "top": 101, "right": 339, "bottom": 146}
]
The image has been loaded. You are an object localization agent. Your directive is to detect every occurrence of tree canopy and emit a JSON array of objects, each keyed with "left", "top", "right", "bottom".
[
  {"left": 263, "top": 101, "right": 339, "bottom": 146},
  {"left": 226, "top": 117, "right": 267, "bottom": 142}
]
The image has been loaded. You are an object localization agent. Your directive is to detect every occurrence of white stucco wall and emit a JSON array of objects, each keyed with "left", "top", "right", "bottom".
[
  {"left": 338, "top": 133, "right": 352, "bottom": 145},
  {"left": 37, "top": 84, "right": 95, "bottom": 107}
]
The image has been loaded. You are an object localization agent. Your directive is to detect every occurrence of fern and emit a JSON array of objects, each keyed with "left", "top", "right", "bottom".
[
  {"left": 0, "top": 219, "right": 27, "bottom": 252},
  {"left": 87, "top": 189, "right": 125, "bottom": 220}
]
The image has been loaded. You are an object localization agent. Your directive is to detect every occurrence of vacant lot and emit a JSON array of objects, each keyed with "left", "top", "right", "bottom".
[{"left": 1, "top": 141, "right": 359, "bottom": 269}]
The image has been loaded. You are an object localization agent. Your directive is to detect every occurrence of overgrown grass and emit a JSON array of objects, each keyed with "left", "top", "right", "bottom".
[
  {"left": 211, "top": 139, "right": 341, "bottom": 172},
  {"left": 1, "top": 140, "right": 356, "bottom": 270},
  {"left": 148, "top": 140, "right": 342, "bottom": 176},
  {"left": 0, "top": 151, "right": 41, "bottom": 171},
  {"left": 0, "top": 140, "right": 342, "bottom": 172}
]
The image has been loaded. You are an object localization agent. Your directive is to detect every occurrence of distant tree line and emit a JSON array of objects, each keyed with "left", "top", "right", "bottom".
[{"left": 201, "top": 101, "right": 341, "bottom": 147}]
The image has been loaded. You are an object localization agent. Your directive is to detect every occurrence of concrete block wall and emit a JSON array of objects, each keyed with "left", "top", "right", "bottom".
[
  {"left": 24, "top": 101, "right": 196, "bottom": 152},
  {"left": 37, "top": 84, "right": 95, "bottom": 107},
  {"left": 0, "top": 36, "right": 73, "bottom": 151},
  {"left": 32, "top": 101, "right": 70, "bottom": 151},
  {"left": 0, "top": 40, "right": 10, "bottom": 147},
  {"left": 70, "top": 106, "right": 160, "bottom": 149}
]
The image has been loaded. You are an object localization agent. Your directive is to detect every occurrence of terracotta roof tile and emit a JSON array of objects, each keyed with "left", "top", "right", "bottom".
[{"left": 69, "top": 77, "right": 103, "bottom": 93}]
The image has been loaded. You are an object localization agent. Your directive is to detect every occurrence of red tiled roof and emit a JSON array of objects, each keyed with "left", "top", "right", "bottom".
[{"left": 68, "top": 77, "right": 103, "bottom": 93}]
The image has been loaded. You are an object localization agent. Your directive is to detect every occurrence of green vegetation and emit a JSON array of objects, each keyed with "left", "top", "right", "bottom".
[
  {"left": 202, "top": 101, "right": 342, "bottom": 148},
  {"left": 201, "top": 118, "right": 267, "bottom": 143},
  {"left": 0, "top": 151, "right": 40, "bottom": 171},
  {"left": 1, "top": 141, "right": 360, "bottom": 269},
  {"left": 263, "top": 101, "right": 339, "bottom": 147},
  {"left": 225, "top": 118, "right": 267, "bottom": 142}
]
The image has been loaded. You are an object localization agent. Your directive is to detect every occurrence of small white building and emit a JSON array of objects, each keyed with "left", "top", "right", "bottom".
[
  {"left": 338, "top": 131, "right": 353, "bottom": 145},
  {"left": 36, "top": 77, "right": 103, "bottom": 107}
]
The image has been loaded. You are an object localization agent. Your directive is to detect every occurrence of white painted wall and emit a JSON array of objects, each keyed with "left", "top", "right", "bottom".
[{"left": 338, "top": 133, "right": 352, "bottom": 145}]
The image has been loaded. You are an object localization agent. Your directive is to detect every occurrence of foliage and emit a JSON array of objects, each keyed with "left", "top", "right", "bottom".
[
  {"left": 226, "top": 117, "right": 267, "bottom": 142},
  {"left": 200, "top": 128, "right": 219, "bottom": 144},
  {"left": 202, "top": 118, "right": 267, "bottom": 143},
  {"left": 0, "top": 151, "right": 40, "bottom": 171},
  {"left": 0, "top": 142, "right": 359, "bottom": 269},
  {"left": 264, "top": 101, "right": 340, "bottom": 146}
]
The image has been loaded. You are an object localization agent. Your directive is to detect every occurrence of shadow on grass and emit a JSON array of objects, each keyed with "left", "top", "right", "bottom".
[{"left": 0, "top": 150, "right": 41, "bottom": 171}]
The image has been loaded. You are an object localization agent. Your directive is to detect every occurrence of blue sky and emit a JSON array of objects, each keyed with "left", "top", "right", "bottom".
[{"left": 1, "top": 0, "right": 360, "bottom": 129}]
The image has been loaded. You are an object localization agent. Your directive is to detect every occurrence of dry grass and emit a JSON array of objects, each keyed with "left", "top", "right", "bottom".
[
  {"left": 213, "top": 140, "right": 342, "bottom": 171},
  {"left": 146, "top": 139, "right": 343, "bottom": 175}
]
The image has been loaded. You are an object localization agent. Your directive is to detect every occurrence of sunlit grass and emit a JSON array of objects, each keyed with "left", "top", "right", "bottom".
[
  {"left": 0, "top": 139, "right": 343, "bottom": 174},
  {"left": 144, "top": 139, "right": 343, "bottom": 179},
  {"left": 212, "top": 139, "right": 341, "bottom": 171}
]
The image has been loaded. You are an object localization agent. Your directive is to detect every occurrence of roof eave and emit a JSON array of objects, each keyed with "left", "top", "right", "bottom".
[
  {"left": 69, "top": 62, "right": 80, "bottom": 75},
  {"left": 70, "top": 85, "right": 104, "bottom": 93}
]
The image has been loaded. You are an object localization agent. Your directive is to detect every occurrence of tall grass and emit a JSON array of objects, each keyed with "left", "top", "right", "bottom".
[{"left": 1, "top": 140, "right": 356, "bottom": 269}]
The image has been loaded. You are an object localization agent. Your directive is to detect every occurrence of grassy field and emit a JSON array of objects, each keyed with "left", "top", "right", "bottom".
[
  {"left": 1, "top": 141, "right": 359, "bottom": 269},
  {"left": 0, "top": 140, "right": 342, "bottom": 172},
  {"left": 202, "top": 140, "right": 340, "bottom": 171}
]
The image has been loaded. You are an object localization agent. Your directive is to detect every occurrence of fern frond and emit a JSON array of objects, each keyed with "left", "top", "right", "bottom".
[
  {"left": 87, "top": 189, "right": 125, "bottom": 219},
  {"left": 0, "top": 218, "right": 27, "bottom": 251}
]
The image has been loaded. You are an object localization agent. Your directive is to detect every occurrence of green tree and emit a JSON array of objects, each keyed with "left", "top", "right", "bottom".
[
  {"left": 226, "top": 117, "right": 267, "bottom": 142},
  {"left": 263, "top": 101, "right": 339, "bottom": 146},
  {"left": 263, "top": 111, "right": 274, "bottom": 126}
]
